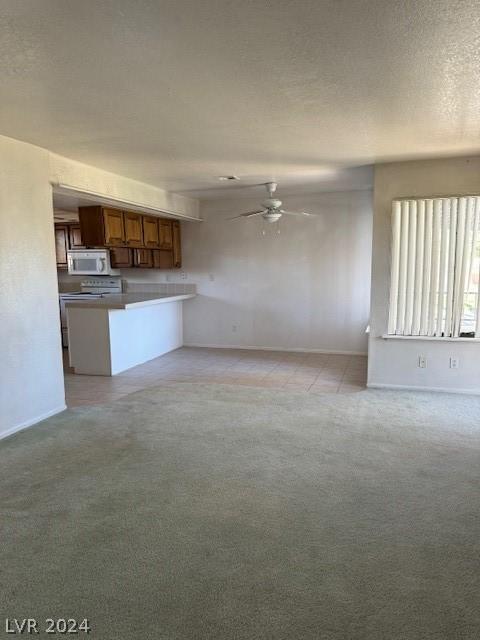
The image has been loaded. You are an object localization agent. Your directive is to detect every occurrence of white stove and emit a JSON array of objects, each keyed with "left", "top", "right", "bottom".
[{"left": 59, "top": 277, "right": 122, "bottom": 347}]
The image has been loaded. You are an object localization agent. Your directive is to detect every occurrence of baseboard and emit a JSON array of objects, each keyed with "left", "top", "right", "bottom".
[
  {"left": 367, "top": 382, "right": 480, "bottom": 396},
  {"left": 0, "top": 405, "right": 67, "bottom": 441},
  {"left": 183, "top": 343, "right": 367, "bottom": 356}
]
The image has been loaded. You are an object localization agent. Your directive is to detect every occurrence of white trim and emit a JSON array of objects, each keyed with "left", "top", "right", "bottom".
[
  {"left": 183, "top": 343, "right": 367, "bottom": 356},
  {"left": 0, "top": 405, "right": 67, "bottom": 441},
  {"left": 394, "top": 192, "right": 480, "bottom": 202},
  {"left": 367, "top": 382, "right": 480, "bottom": 396},
  {"left": 381, "top": 334, "right": 480, "bottom": 343},
  {"left": 51, "top": 183, "right": 203, "bottom": 223}
]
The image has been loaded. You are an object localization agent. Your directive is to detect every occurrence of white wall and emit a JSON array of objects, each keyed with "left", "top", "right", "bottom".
[
  {"left": 49, "top": 153, "right": 199, "bottom": 219},
  {"left": 369, "top": 156, "right": 480, "bottom": 393},
  {"left": 181, "top": 190, "right": 372, "bottom": 354},
  {"left": 0, "top": 136, "right": 65, "bottom": 437}
]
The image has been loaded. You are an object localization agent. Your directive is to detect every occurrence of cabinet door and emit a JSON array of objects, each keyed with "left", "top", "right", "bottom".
[
  {"left": 172, "top": 220, "right": 182, "bottom": 268},
  {"left": 78, "top": 206, "right": 106, "bottom": 247},
  {"left": 158, "top": 219, "right": 173, "bottom": 250},
  {"left": 55, "top": 225, "right": 69, "bottom": 268},
  {"left": 152, "top": 249, "right": 174, "bottom": 269},
  {"left": 133, "top": 248, "right": 153, "bottom": 268},
  {"left": 68, "top": 224, "right": 84, "bottom": 248},
  {"left": 143, "top": 216, "right": 160, "bottom": 248},
  {"left": 102, "top": 208, "right": 125, "bottom": 246},
  {"left": 110, "top": 247, "right": 133, "bottom": 268},
  {"left": 124, "top": 211, "right": 144, "bottom": 247}
]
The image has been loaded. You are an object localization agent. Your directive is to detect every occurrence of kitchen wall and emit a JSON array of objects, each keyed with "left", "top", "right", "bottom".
[
  {"left": 369, "top": 156, "right": 480, "bottom": 393},
  {"left": 0, "top": 135, "right": 65, "bottom": 438},
  {"left": 178, "top": 189, "right": 372, "bottom": 354}
]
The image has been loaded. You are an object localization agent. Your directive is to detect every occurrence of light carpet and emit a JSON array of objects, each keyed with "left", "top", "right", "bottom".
[{"left": 1, "top": 383, "right": 480, "bottom": 639}]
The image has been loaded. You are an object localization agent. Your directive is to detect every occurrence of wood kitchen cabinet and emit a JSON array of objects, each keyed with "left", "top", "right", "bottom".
[
  {"left": 55, "top": 225, "right": 69, "bottom": 269},
  {"left": 152, "top": 249, "right": 173, "bottom": 269},
  {"left": 133, "top": 248, "right": 153, "bottom": 268},
  {"left": 159, "top": 219, "right": 173, "bottom": 250},
  {"left": 124, "top": 211, "right": 144, "bottom": 247},
  {"left": 79, "top": 206, "right": 125, "bottom": 247},
  {"left": 110, "top": 247, "right": 133, "bottom": 268},
  {"left": 143, "top": 216, "right": 160, "bottom": 248},
  {"left": 55, "top": 222, "right": 85, "bottom": 268},
  {"left": 103, "top": 208, "right": 125, "bottom": 245},
  {"left": 78, "top": 206, "right": 182, "bottom": 269},
  {"left": 68, "top": 224, "right": 84, "bottom": 249},
  {"left": 172, "top": 220, "right": 181, "bottom": 268}
]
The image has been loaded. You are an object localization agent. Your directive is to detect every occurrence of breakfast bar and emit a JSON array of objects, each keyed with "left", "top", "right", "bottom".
[{"left": 66, "top": 293, "right": 195, "bottom": 375}]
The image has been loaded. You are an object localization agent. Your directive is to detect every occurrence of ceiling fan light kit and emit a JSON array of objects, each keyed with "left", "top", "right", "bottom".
[{"left": 228, "top": 182, "right": 316, "bottom": 224}]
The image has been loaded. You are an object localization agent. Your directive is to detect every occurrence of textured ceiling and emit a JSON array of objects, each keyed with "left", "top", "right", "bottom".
[{"left": 1, "top": 0, "right": 479, "bottom": 198}]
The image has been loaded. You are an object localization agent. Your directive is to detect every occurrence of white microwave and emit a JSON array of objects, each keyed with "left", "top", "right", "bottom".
[{"left": 67, "top": 249, "right": 120, "bottom": 276}]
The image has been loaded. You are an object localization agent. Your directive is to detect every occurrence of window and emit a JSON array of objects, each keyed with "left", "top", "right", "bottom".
[{"left": 388, "top": 196, "right": 480, "bottom": 337}]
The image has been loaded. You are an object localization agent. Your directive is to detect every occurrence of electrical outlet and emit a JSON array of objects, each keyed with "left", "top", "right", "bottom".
[
  {"left": 450, "top": 357, "right": 459, "bottom": 369},
  {"left": 232, "top": 325, "right": 238, "bottom": 333},
  {"left": 418, "top": 355, "right": 427, "bottom": 368},
  {"left": 180, "top": 270, "right": 187, "bottom": 280},
  {"left": 209, "top": 273, "right": 215, "bottom": 282}
]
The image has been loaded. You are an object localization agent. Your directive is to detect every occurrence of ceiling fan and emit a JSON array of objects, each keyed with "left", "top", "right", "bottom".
[{"left": 228, "top": 182, "right": 316, "bottom": 223}]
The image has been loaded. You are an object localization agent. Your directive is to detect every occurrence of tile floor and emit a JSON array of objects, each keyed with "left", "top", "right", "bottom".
[{"left": 64, "top": 347, "right": 367, "bottom": 407}]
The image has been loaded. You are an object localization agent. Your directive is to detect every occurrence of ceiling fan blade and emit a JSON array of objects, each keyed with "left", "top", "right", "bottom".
[
  {"left": 280, "top": 210, "right": 316, "bottom": 217},
  {"left": 228, "top": 209, "right": 265, "bottom": 220}
]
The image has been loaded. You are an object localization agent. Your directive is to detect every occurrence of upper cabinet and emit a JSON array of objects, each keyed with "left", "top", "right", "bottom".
[
  {"left": 172, "top": 221, "right": 181, "bottom": 268},
  {"left": 124, "top": 211, "right": 144, "bottom": 247},
  {"left": 133, "top": 248, "right": 153, "bottom": 268},
  {"left": 109, "top": 247, "right": 133, "bottom": 268},
  {"left": 78, "top": 206, "right": 122, "bottom": 246},
  {"left": 143, "top": 216, "right": 160, "bottom": 248},
  {"left": 103, "top": 208, "right": 125, "bottom": 246},
  {"left": 159, "top": 219, "right": 173, "bottom": 250},
  {"left": 152, "top": 249, "right": 173, "bottom": 269},
  {"left": 68, "top": 224, "right": 84, "bottom": 249},
  {"left": 78, "top": 206, "right": 182, "bottom": 269},
  {"left": 55, "top": 225, "right": 69, "bottom": 269},
  {"left": 55, "top": 223, "right": 85, "bottom": 268}
]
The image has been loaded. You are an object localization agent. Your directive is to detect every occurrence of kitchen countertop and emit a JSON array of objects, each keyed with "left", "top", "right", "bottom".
[{"left": 65, "top": 293, "right": 195, "bottom": 310}]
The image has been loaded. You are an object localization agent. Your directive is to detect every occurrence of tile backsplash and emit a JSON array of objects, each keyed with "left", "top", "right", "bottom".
[{"left": 123, "top": 280, "right": 196, "bottom": 295}]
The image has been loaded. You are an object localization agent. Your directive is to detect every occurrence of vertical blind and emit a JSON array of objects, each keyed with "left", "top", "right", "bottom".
[{"left": 388, "top": 196, "right": 480, "bottom": 337}]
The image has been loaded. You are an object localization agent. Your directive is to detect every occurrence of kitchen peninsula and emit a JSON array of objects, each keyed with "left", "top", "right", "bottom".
[{"left": 66, "top": 293, "right": 195, "bottom": 375}]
